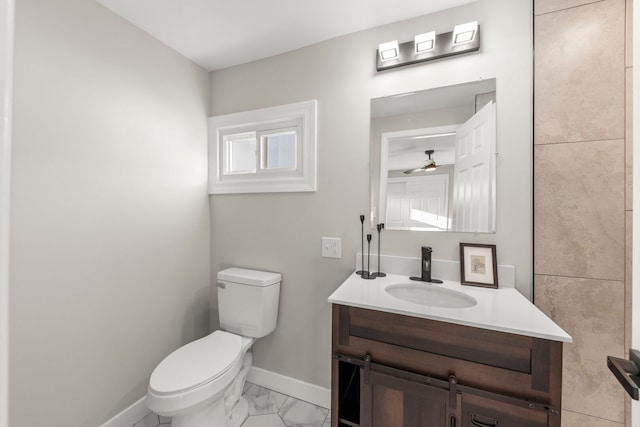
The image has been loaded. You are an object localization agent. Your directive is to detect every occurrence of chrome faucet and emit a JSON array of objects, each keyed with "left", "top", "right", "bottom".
[{"left": 410, "top": 246, "right": 443, "bottom": 283}]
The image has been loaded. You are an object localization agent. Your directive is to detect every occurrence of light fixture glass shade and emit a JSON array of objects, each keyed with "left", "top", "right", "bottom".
[
  {"left": 415, "top": 31, "right": 436, "bottom": 53},
  {"left": 378, "top": 40, "right": 399, "bottom": 61},
  {"left": 425, "top": 163, "right": 437, "bottom": 171},
  {"left": 452, "top": 21, "right": 478, "bottom": 45}
]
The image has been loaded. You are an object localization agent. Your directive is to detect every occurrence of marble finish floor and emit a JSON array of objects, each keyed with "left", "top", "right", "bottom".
[{"left": 133, "top": 382, "right": 330, "bottom": 427}]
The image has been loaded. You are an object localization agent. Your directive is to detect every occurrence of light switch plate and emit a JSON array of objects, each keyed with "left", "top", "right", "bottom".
[{"left": 322, "top": 237, "right": 342, "bottom": 259}]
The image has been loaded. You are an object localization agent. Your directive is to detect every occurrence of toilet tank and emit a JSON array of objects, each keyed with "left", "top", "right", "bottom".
[{"left": 216, "top": 268, "right": 281, "bottom": 338}]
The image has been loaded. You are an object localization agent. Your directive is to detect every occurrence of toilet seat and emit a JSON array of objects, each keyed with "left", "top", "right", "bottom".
[{"left": 149, "top": 330, "right": 242, "bottom": 395}]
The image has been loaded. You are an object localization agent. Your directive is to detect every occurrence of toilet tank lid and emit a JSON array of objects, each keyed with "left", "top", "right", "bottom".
[{"left": 217, "top": 267, "right": 281, "bottom": 286}]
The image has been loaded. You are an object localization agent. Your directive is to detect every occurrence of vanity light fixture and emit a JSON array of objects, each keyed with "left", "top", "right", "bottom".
[
  {"left": 414, "top": 31, "right": 436, "bottom": 53},
  {"left": 452, "top": 21, "right": 478, "bottom": 45},
  {"left": 378, "top": 40, "right": 399, "bottom": 61},
  {"left": 376, "top": 22, "right": 481, "bottom": 72}
]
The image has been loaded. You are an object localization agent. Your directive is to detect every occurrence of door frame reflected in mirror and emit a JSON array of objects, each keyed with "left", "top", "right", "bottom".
[{"left": 379, "top": 124, "right": 459, "bottom": 231}]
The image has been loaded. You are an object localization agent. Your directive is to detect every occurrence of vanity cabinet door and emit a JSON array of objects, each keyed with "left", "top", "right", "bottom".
[
  {"left": 460, "top": 393, "right": 549, "bottom": 427},
  {"left": 360, "top": 370, "right": 450, "bottom": 427},
  {"left": 332, "top": 304, "right": 562, "bottom": 427}
]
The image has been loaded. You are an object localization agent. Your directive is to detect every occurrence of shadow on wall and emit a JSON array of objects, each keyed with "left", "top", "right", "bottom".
[{"left": 181, "top": 286, "right": 211, "bottom": 345}]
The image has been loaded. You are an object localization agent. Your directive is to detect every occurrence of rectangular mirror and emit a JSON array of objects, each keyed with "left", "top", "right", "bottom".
[{"left": 370, "top": 79, "right": 497, "bottom": 233}]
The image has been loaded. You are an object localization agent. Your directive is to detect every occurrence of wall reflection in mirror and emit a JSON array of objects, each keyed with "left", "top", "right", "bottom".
[{"left": 370, "top": 79, "right": 496, "bottom": 233}]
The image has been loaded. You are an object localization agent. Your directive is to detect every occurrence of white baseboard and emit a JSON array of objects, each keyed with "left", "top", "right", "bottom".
[
  {"left": 99, "top": 395, "right": 148, "bottom": 427},
  {"left": 100, "top": 368, "right": 330, "bottom": 427},
  {"left": 247, "top": 367, "right": 330, "bottom": 409}
]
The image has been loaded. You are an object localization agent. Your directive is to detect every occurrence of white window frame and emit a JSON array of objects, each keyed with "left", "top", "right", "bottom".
[{"left": 208, "top": 100, "right": 317, "bottom": 194}]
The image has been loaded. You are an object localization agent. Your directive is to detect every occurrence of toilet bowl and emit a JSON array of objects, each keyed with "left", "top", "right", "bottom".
[{"left": 146, "top": 268, "right": 281, "bottom": 427}]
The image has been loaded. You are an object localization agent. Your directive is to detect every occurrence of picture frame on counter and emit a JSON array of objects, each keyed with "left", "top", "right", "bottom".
[{"left": 460, "top": 243, "right": 498, "bottom": 288}]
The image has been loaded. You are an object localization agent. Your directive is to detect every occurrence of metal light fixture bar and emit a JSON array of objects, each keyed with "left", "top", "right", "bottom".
[{"left": 376, "top": 26, "right": 481, "bottom": 72}]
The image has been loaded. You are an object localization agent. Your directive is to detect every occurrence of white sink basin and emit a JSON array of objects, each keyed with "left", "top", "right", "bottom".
[{"left": 385, "top": 283, "right": 477, "bottom": 309}]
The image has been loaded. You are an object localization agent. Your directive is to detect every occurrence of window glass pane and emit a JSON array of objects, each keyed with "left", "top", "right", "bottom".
[
  {"left": 262, "top": 131, "right": 296, "bottom": 169},
  {"left": 225, "top": 134, "right": 256, "bottom": 174}
]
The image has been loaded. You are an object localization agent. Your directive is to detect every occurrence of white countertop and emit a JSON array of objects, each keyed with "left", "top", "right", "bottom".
[{"left": 328, "top": 272, "right": 572, "bottom": 343}]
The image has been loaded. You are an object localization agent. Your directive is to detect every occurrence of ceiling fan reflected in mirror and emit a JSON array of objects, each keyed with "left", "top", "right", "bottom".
[{"left": 404, "top": 149, "right": 437, "bottom": 174}]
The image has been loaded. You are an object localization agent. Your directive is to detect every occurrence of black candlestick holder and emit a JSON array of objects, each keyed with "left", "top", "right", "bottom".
[
  {"left": 356, "top": 215, "right": 366, "bottom": 275},
  {"left": 372, "top": 223, "right": 386, "bottom": 278},
  {"left": 361, "top": 234, "right": 376, "bottom": 280}
]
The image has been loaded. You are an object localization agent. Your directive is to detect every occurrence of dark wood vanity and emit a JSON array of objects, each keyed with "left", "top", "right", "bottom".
[{"left": 331, "top": 305, "right": 563, "bottom": 427}]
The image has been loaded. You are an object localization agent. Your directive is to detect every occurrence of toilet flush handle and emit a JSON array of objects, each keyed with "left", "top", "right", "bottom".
[{"left": 217, "top": 282, "right": 226, "bottom": 289}]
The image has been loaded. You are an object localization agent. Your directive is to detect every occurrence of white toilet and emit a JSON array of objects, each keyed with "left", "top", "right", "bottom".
[{"left": 146, "top": 267, "right": 281, "bottom": 427}]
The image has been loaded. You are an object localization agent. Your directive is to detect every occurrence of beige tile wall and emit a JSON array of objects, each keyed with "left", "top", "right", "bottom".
[
  {"left": 624, "top": 0, "right": 634, "bottom": 367},
  {"left": 534, "top": 0, "right": 625, "bottom": 145},
  {"left": 535, "top": 0, "right": 606, "bottom": 16},
  {"left": 533, "top": 0, "right": 632, "bottom": 426}
]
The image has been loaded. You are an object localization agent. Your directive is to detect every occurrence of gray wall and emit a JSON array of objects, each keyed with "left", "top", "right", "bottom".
[
  {"left": 0, "top": 1, "right": 13, "bottom": 426},
  {"left": 210, "top": 0, "right": 532, "bottom": 389},
  {"left": 9, "top": 0, "right": 210, "bottom": 425}
]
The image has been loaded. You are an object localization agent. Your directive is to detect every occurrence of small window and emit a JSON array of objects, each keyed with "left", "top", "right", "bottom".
[{"left": 209, "top": 100, "right": 317, "bottom": 194}]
